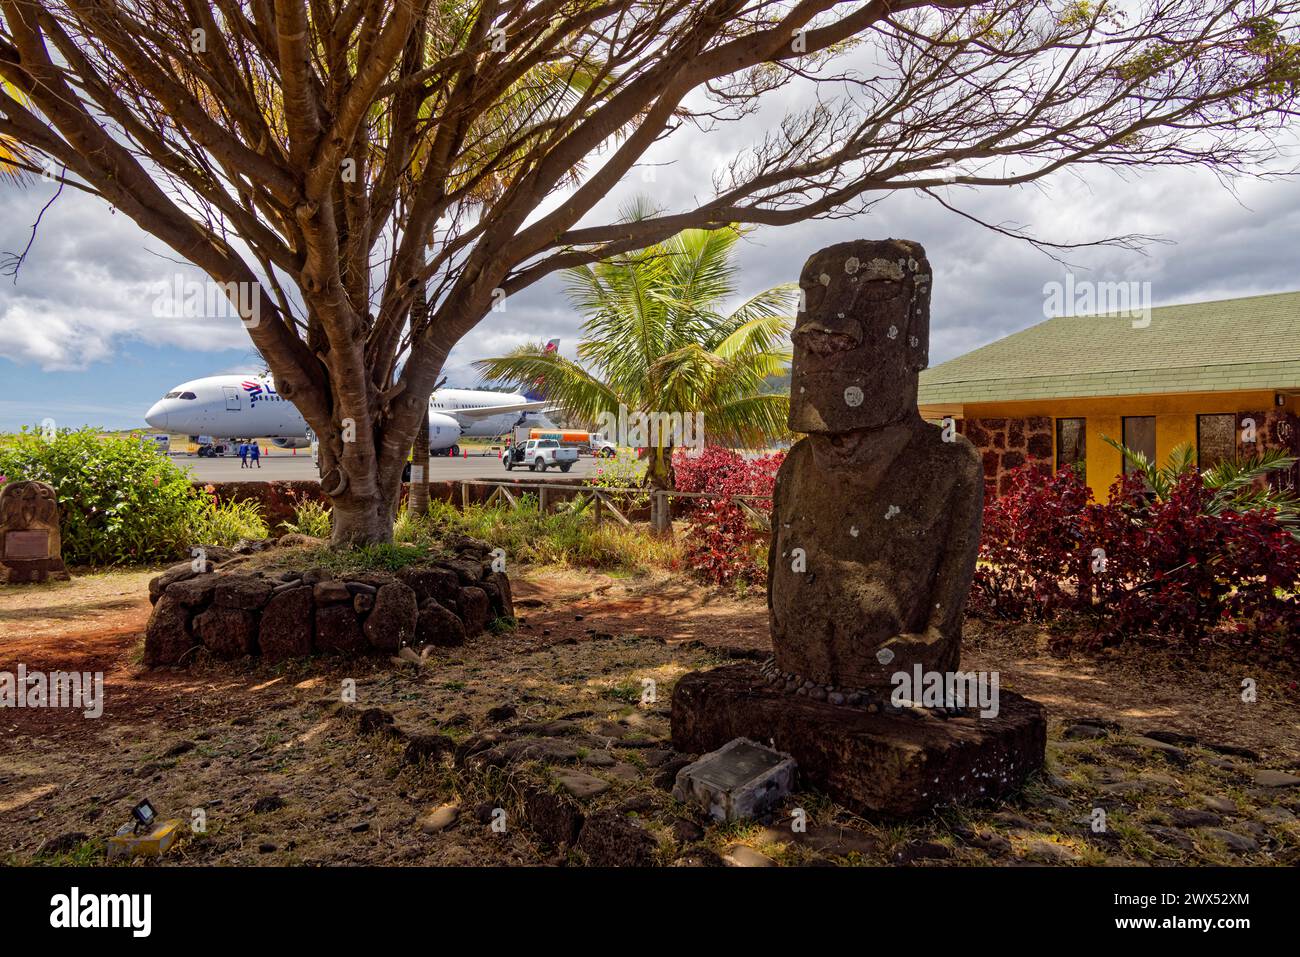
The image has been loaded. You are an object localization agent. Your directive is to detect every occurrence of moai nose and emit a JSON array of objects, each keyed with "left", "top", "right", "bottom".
[{"left": 794, "top": 316, "right": 862, "bottom": 356}]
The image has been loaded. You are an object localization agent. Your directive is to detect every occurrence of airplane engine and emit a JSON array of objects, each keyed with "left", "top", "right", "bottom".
[
  {"left": 271, "top": 436, "right": 311, "bottom": 449},
  {"left": 428, "top": 411, "right": 462, "bottom": 451}
]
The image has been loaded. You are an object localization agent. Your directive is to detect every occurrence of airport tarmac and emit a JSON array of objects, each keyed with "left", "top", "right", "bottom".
[{"left": 177, "top": 451, "right": 602, "bottom": 482}]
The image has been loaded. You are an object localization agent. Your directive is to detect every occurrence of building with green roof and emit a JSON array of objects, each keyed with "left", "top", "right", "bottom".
[{"left": 917, "top": 290, "right": 1300, "bottom": 499}]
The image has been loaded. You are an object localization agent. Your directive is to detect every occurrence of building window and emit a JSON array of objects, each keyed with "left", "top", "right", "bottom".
[
  {"left": 1121, "top": 416, "right": 1157, "bottom": 473},
  {"left": 1056, "top": 418, "right": 1086, "bottom": 479},
  {"left": 1197, "top": 414, "right": 1237, "bottom": 471}
]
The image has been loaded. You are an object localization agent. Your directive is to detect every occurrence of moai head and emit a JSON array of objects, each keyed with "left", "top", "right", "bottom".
[{"left": 789, "top": 239, "right": 931, "bottom": 434}]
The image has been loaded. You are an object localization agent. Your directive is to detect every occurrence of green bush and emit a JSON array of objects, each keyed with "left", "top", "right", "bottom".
[
  {"left": 0, "top": 427, "right": 208, "bottom": 566},
  {"left": 192, "top": 496, "right": 269, "bottom": 546},
  {"left": 279, "top": 495, "right": 332, "bottom": 538}
]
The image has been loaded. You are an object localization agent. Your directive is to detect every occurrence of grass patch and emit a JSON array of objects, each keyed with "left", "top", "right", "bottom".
[
  {"left": 193, "top": 497, "right": 270, "bottom": 545},
  {"left": 399, "top": 499, "right": 682, "bottom": 574},
  {"left": 279, "top": 497, "right": 332, "bottom": 538}
]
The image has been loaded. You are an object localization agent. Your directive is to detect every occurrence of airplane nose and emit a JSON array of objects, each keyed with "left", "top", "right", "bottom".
[{"left": 145, "top": 402, "right": 169, "bottom": 430}]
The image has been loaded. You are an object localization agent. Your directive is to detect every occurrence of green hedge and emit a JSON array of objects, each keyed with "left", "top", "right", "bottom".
[{"left": 0, "top": 427, "right": 215, "bottom": 566}]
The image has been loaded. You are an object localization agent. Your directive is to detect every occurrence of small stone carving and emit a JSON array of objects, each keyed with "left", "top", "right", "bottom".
[{"left": 0, "top": 480, "right": 71, "bottom": 583}]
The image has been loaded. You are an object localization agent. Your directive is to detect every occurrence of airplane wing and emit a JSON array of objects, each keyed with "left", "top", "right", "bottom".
[{"left": 450, "top": 399, "right": 553, "bottom": 422}]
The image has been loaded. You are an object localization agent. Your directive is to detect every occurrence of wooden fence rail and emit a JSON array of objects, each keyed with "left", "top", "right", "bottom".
[{"left": 453, "top": 479, "right": 772, "bottom": 532}]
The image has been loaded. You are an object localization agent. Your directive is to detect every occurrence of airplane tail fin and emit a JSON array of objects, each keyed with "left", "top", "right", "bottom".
[{"left": 524, "top": 339, "right": 560, "bottom": 400}]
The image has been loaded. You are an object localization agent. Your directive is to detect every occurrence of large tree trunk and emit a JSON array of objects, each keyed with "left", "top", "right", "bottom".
[
  {"left": 316, "top": 281, "right": 440, "bottom": 548},
  {"left": 645, "top": 444, "right": 676, "bottom": 492},
  {"left": 644, "top": 442, "right": 676, "bottom": 536},
  {"left": 330, "top": 491, "right": 401, "bottom": 547}
]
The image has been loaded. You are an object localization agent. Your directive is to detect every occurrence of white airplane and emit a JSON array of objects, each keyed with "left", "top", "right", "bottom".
[{"left": 145, "top": 372, "right": 557, "bottom": 456}]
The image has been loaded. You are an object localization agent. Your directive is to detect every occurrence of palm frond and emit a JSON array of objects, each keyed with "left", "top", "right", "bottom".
[
  {"left": 1203, "top": 448, "right": 1298, "bottom": 493},
  {"left": 481, "top": 221, "right": 794, "bottom": 482},
  {"left": 472, "top": 346, "right": 623, "bottom": 425}
]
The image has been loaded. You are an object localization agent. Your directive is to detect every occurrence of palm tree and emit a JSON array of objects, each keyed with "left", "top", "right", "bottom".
[
  {"left": 474, "top": 212, "right": 795, "bottom": 491},
  {"left": 1102, "top": 435, "right": 1300, "bottom": 535}
]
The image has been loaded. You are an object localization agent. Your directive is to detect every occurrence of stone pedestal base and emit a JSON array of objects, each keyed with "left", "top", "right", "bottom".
[
  {"left": 0, "top": 558, "right": 70, "bottom": 584},
  {"left": 671, "top": 663, "right": 1046, "bottom": 818}
]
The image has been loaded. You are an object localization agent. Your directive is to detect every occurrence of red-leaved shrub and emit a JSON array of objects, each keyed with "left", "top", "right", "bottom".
[
  {"left": 971, "top": 464, "right": 1094, "bottom": 619},
  {"left": 674, "top": 446, "right": 784, "bottom": 587},
  {"left": 971, "top": 464, "right": 1300, "bottom": 646}
]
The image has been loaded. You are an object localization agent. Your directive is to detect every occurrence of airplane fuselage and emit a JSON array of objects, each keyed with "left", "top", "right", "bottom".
[{"left": 144, "top": 374, "right": 553, "bottom": 451}]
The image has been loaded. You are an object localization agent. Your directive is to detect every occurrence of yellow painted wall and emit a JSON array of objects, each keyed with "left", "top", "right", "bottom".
[
  {"left": 922, "top": 389, "right": 1298, "bottom": 501},
  {"left": 1087, "top": 413, "right": 1122, "bottom": 497},
  {"left": 1160, "top": 413, "right": 1198, "bottom": 464}
]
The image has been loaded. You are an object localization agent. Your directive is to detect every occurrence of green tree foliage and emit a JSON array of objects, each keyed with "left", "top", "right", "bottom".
[{"left": 476, "top": 218, "right": 793, "bottom": 489}]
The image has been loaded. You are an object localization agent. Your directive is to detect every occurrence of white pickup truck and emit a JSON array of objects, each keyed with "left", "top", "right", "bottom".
[{"left": 504, "top": 438, "right": 579, "bottom": 473}]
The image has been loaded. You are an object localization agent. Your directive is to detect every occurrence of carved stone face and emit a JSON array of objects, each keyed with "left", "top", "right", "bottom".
[
  {"left": 0, "top": 480, "right": 59, "bottom": 530},
  {"left": 788, "top": 239, "right": 931, "bottom": 434}
]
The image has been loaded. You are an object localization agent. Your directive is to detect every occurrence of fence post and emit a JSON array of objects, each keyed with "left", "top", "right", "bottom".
[
  {"left": 539, "top": 486, "right": 549, "bottom": 514},
  {"left": 594, "top": 492, "right": 603, "bottom": 526},
  {"left": 460, "top": 481, "right": 469, "bottom": 511}
]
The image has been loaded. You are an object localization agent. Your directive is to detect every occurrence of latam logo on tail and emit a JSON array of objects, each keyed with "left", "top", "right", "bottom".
[{"left": 525, "top": 337, "right": 561, "bottom": 402}]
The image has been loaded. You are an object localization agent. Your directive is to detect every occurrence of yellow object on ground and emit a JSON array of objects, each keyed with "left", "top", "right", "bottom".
[{"left": 107, "top": 819, "right": 183, "bottom": 860}]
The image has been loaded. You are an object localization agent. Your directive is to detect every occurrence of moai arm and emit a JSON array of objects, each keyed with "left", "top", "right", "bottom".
[
  {"left": 766, "top": 446, "right": 796, "bottom": 629},
  {"left": 887, "top": 448, "right": 984, "bottom": 657},
  {"left": 922, "top": 451, "right": 984, "bottom": 643}
]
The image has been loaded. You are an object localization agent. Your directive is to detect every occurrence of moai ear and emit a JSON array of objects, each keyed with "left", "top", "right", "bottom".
[
  {"left": 797, "top": 261, "right": 834, "bottom": 321},
  {"left": 900, "top": 245, "right": 932, "bottom": 373}
]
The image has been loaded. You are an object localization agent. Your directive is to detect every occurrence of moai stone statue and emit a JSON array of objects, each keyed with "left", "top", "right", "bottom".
[
  {"left": 671, "top": 240, "right": 1044, "bottom": 818},
  {"left": 0, "top": 480, "right": 71, "bottom": 583},
  {"left": 768, "top": 239, "right": 983, "bottom": 692}
]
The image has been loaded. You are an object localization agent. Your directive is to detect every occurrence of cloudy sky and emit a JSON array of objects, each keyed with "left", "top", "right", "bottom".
[{"left": 2, "top": 91, "right": 1298, "bottom": 432}]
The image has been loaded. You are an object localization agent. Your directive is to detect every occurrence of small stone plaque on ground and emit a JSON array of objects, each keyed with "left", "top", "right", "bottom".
[{"left": 673, "top": 737, "right": 795, "bottom": 822}]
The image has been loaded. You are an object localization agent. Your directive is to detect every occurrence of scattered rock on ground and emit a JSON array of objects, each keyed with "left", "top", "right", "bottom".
[
  {"left": 1165, "top": 808, "right": 1222, "bottom": 828},
  {"left": 724, "top": 845, "right": 775, "bottom": 867},
  {"left": 1021, "top": 840, "right": 1080, "bottom": 863},
  {"left": 1254, "top": 770, "right": 1300, "bottom": 788},
  {"left": 554, "top": 770, "right": 611, "bottom": 800},
  {"left": 420, "top": 804, "right": 460, "bottom": 834},
  {"left": 1256, "top": 807, "right": 1296, "bottom": 824},
  {"left": 1200, "top": 828, "right": 1258, "bottom": 854},
  {"left": 576, "top": 810, "right": 659, "bottom": 866}
]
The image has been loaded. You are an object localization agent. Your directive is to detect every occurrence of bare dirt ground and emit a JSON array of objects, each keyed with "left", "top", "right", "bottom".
[{"left": 1, "top": 565, "right": 1298, "bottom": 867}]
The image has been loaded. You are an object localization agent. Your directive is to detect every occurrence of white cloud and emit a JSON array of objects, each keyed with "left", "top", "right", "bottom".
[
  {"left": 0, "top": 186, "right": 252, "bottom": 370},
  {"left": 2, "top": 100, "right": 1297, "bottom": 378}
]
